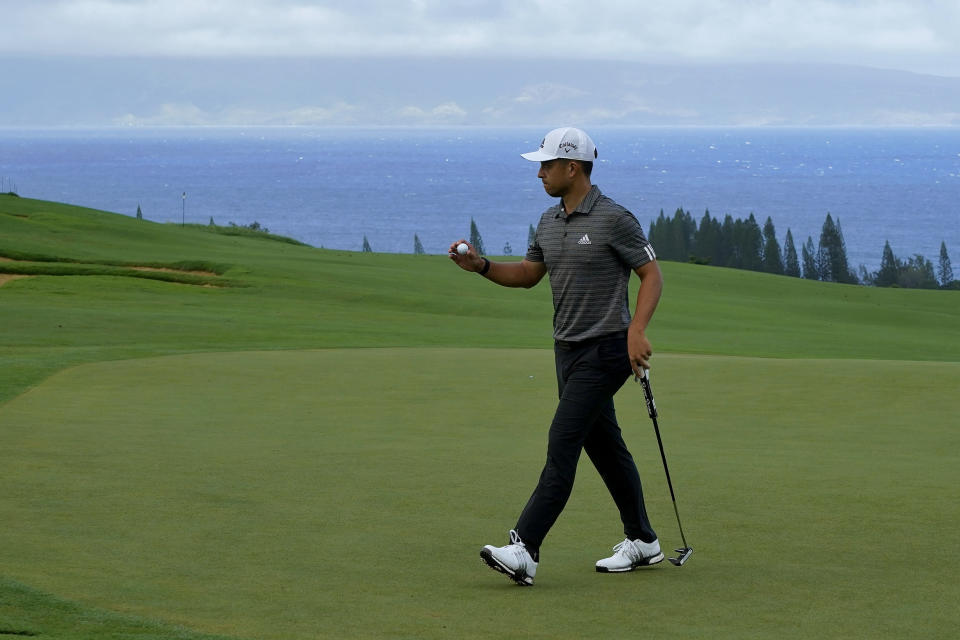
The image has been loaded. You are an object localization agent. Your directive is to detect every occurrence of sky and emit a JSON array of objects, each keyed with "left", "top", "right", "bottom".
[
  {"left": 2, "top": 0, "right": 959, "bottom": 75},
  {"left": 2, "top": 0, "right": 959, "bottom": 126}
]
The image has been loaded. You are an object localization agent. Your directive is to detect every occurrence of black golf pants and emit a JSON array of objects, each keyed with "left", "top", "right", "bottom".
[{"left": 515, "top": 331, "right": 657, "bottom": 552}]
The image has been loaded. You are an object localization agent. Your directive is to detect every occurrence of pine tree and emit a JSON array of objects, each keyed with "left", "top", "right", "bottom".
[
  {"left": 715, "top": 215, "right": 729, "bottom": 266},
  {"left": 208, "top": 216, "right": 215, "bottom": 226},
  {"left": 469, "top": 218, "right": 485, "bottom": 256},
  {"left": 898, "top": 254, "right": 938, "bottom": 289},
  {"left": 668, "top": 208, "right": 696, "bottom": 261},
  {"left": 761, "top": 216, "right": 783, "bottom": 274},
  {"left": 802, "top": 236, "right": 818, "bottom": 280},
  {"left": 875, "top": 241, "right": 899, "bottom": 287},
  {"left": 663, "top": 209, "right": 680, "bottom": 260},
  {"left": 528, "top": 224, "right": 536, "bottom": 249},
  {"left": 816, "top": 213, "right": 853, "bottom": 283},
  {"left": 834, "top": 218, "right": 857, "bottom": 283},
  {"left": 741, "top": 214, "right": 764, "bottom": 271},
  {"left": 726, "top": 217, "right": 740, "bottom": 269},
  {"left": 648, "top": 210, "right": 664, "bottom": 256},
  {"left": 362, "top": 235, "right": 372, "bottom": 252},
  {"left": 692, "top": 209, "right": 720, "bottom": 265},
  {"left": 712, "top": 215, "right": 724, "bottom": 264},
  {"left": 706, "top": 210, "right": 723, "bottom": 265},
  {"left": 684, "top": 209, "right": 697, "bottom": 259},
  {"left": 136, "top": 203, "right": 143, "bottom": 220},
  {"left": 413, "top": 234, "right": 425, "bottom": 255},
  {"left": 783, "top": 229, "right": 800, "bottom": 277},
  {"left": 938, "top": 241, "right": 954, "bottom": 288},
  {"left": 817, "top": 214, "right": 836, "bottom": 281}
]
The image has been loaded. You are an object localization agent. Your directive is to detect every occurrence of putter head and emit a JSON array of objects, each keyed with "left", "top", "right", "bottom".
[{"left": 668, "top": 547, "right": 693, "bottom": 566}]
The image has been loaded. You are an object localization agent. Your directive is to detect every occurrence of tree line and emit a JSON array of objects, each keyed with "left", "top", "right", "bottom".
[
  {"left": 648, "top": 208, "right": 956, "bottom": 290},
  {"left": 373, "top": 210, "right": 955, "bottom": 291}
]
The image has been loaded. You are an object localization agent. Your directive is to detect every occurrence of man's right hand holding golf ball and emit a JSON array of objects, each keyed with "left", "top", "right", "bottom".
[{"left": 449, "top": 239, "right": 547, "bottom": 287}]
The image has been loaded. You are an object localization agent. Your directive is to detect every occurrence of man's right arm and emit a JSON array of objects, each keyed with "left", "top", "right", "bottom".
[
  {"left": 481, "top": 258, "right": 546, "bottom": 288},
  {"left": 448, "top": 239, "right": 546, "bottom": 288}
]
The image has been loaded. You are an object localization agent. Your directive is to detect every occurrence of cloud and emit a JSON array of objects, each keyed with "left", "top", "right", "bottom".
[
  {"left": 113, "top": 101, "right": 365, "bottom": 126},
  {"left": 115, "top": 102, "right": 211, "bottom": 126},
  {"left": 273, "top": 103, "right": 362, "bottom": 125},
  {"left": 866, "top": 109, "right": 960, "bottom": 127},
  {"left": 1, "top": 1, "right": 958, "bottom": 76},
  {"left": 514, "top": 83, "right": 586, "bottom": 104},
  {"left": 398, "top": 101, "right": 468, "bottom": 123},
  {"left": 431, "top": 102, "right": 467, "bottom": 118}
]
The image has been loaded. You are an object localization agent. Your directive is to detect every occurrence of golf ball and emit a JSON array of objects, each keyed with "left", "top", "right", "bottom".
[{"left": 457, "top": 243, "right": 469, "bottom": 255}]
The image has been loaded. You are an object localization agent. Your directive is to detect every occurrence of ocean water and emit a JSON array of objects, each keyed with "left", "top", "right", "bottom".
[{"left": 1, "top": 126, "right": 958, "bottom": 273}]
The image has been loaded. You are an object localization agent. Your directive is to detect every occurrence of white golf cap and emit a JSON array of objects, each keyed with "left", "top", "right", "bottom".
[{"left": 521, "top": 127, "right": 598, "bottom": 162}]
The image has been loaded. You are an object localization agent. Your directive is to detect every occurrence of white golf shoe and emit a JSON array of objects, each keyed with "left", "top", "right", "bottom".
[
  {"left": 595, "top": 537, "right": 664, "bottom": 572},
  {"left": 480, "top": 529, "right": 537, "bottom": 586}
]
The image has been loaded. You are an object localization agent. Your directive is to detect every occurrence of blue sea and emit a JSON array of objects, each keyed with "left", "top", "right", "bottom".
[{"left": 2, "top": 126, "right": 958, "bottom": 272}]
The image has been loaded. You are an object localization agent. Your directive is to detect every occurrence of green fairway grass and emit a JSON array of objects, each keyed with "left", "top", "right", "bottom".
[
  {"left": 2, "top": 350, "right": 957, "bottom": 639},
  {"left": 2, "top": 195, "right": 959, "bottom": 639}
]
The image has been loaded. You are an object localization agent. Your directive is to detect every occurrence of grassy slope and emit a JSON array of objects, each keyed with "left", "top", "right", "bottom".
[
  {"left": 1, "top": 195, "right": 959, "bottom": 639},
  {"left": 3, "top": 194, "right": 958, "bottom": 406},
  {"left": 0, "top": 577, "right": 236, "bottom": 640}
]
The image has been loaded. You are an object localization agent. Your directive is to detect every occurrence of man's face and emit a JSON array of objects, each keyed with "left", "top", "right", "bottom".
[{"left": 537, "top": 159, "right": 573, "bottom": 197}]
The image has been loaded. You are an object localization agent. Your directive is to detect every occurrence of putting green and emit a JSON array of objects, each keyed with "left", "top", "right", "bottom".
[{"left": 1, "top": 349, "right": 957, "bottom": 639}]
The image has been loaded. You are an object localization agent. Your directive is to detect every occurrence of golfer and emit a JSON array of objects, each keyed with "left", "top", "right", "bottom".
[{"left": 449, "top": 127, "right": 664, "bottom": 586}]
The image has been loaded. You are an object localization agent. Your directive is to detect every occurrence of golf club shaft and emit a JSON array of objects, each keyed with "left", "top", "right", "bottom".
[{"left": 639, "top": 370, "right": 690, "bottom": 550}]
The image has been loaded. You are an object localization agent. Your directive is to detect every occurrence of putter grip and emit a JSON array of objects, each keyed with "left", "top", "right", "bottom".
[{"left": 640, "top": 370, "right": 658, "bottom": 419}]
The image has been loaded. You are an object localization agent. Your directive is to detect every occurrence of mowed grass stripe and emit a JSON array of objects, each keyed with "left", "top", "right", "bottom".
[{"left": 1, "top": 349, "right": 957, "bottom": 639}]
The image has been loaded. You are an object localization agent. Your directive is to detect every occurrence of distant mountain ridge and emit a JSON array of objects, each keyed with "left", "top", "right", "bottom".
[{"left": 3, "top": 57, "right": 959, "bottom": 126}]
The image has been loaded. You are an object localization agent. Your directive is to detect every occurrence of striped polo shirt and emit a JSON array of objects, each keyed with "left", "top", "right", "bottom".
[{"left": 526, "top": 185, "right": 656, "bottom": 342}]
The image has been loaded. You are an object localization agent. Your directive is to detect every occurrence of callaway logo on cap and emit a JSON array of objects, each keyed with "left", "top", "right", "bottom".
[{"left": 521, "top": 127, "right": 598, "bottom": 162}]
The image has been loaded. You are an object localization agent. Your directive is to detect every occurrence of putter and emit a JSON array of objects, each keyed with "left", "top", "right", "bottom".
[{"left": 637, "top": 368, "right": 694, "bottom": 566}]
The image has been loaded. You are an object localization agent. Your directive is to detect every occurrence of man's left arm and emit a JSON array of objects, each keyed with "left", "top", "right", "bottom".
[{"left": 627, "top": 259, "right": 663, "bottom": 377}]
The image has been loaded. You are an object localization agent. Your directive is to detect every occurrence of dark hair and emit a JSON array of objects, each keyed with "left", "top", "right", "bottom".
[{"left": 577, "top": 160, "right": 593, "bottom": 178}]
